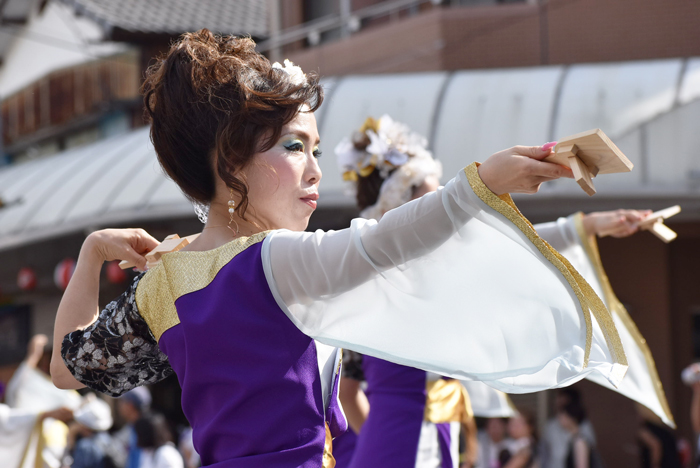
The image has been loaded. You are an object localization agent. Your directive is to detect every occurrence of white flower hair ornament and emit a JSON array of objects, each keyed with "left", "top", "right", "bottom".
[
  {"left": 335, "top": 115, "right": 442, "bottom": 221},
  {"left": 272, "top": 59, "right": 307, "bottom": 86}
]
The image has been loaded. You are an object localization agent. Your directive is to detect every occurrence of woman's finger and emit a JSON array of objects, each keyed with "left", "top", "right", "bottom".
[
  {"left": 122, "top": 245, "right": 149, "bottom": 271},
  {"left": 528, "top": 159, "right": 575, "bottom": 179},
  {"left": 132, "top": 229, "right": 160, "bottom": 254},
  {"left": 512, "top": 143, "right": 558, "bottom": 161}
]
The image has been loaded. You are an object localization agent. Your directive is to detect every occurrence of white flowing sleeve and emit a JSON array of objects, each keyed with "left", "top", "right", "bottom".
[
  {"left": 541, "top": 213, "right": 675, "bottom": 427},
  {"left": 460, "top": 381, "right": 517, "bottom": 418},
  {"left": 261, "top": 163, "right": 627, "bottom": 393}
]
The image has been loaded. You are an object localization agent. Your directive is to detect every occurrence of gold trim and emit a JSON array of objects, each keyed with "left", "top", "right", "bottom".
[
  {"left": 572, "top": 213, "right": 675, "bottom": 427},
  {"left": 322, "top": 423, "right": 336, "bottom": 468},
  {"left": 463, "top": 164, "right": 627, "bottom": 375},
  {"left": 19, "top": 417, "right": 44, "bottom": 468},
  {"left": 136, "top": 232, "right": 270, "bottom": 341},
  {"left": 424, "top": 379, "right": 473, "bottom": 424}
]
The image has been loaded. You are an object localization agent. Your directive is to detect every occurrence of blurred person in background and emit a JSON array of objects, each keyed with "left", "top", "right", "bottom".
[
  {"left": 684, "top": 363, "right": 700, "bottom": 467},
  {"left": 115, "top": 386, "right": 152, "bottom": 468},
  {"left": 636, "top": 404, "right": 681, "bottom": 468},
  {"left": 4, "top": 334, "right": 80, "bottom": 468},
  {"left": 64, "top": 393, "right": 114, "bottom": 468},
  {"left": 476, "top": 418, "right": 513, "bottom": 468},
  {"left": 541, "top": 388, "right": 597, "bottom": 468},
  {"left": 501, "top": 411, "right": 539, "bottom": 468},
  {"left": 557, "top": 402, "right": 603, "bottom": 468},
  {"left": 134, "top": 413, "right": 184, "bottom": 468},
  {"left": 0, "top": 403, "right": 73, "bottom": 468}
]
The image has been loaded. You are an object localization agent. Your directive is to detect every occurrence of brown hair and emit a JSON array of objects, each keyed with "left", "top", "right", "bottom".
[
  {"left": 516, "top": 409, "right": 539, "bottom": 442},
  {"left": 356, "top": 170, "right": 386, "bottom": 211},
  {"left": 350, "top": 128, "right": 392, "bottom": 211},
  {"left": 141, "top": 29, "right": 323, "bottom": 219}
]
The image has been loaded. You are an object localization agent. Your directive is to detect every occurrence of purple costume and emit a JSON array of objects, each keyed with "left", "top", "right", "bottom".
[
  {"left": 336, "top": 355, "right": 462, "bottom": 468},
  {"left": 63, "top": 234, "right": 346, "bottom": 467}
]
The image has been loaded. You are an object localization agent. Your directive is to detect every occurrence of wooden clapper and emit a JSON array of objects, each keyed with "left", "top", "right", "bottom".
[
  {"left": 638, "top": 205, "right": 681, "bottom": 243},
  {"left": 119, "top": 233, "right": 200, "bottom": 270},
  {"left": 544, "top": 129, "right": 634, "bottom": 196}
]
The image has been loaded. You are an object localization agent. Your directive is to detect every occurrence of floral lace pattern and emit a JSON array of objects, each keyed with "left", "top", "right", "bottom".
[
  {"left": 341, "top": 349, "right": 364, "bottom": 381},
  {"left": 61, "top": 273, "right": 173, "bottom": 397}
]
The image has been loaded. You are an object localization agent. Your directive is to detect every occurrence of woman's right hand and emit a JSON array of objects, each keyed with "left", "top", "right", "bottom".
[
  {"left": 477, "top": 143, "right": 574, "bottom": 195},
  {"left": 83, "top": 228, "right": 160, "bottom": 271}
]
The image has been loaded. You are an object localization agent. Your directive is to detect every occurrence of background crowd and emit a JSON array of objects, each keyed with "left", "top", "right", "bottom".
[{"left": 2, "top": 332, "right": 698, "bottom": 468}]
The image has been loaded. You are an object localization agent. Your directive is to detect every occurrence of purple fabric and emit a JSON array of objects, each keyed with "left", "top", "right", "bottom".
[
  {"left": 332, "top": 428, "right": 357, "bottom": 468},
  {"left": 326, "top": 356, "right": 348, "bottom": 437},
  {"left": 348, "top": 356, "right": 427, "bottom": 468},
  {"left": 157, "top": 243, "right": 344, "bottom": 467},
  {"left": 436, "top": 423, "right": 453, "bottom": 468}
]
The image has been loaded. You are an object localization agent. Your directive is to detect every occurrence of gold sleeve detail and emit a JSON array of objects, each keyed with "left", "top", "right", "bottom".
[
  {"left": 463, "top": 163, "right": 627, "bottom": 377},
  {"left": 136, "top": 231, "right": 270, "bottom": 342},
  {"left": 572, "top": 213, "right": 675, "bottom": 426},
  {"left": 424, "top": 379, "right": 473, "bottom": 424}
]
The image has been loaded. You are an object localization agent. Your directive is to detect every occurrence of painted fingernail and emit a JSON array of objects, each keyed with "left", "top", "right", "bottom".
[{"left": 540, "top": 141, "right": 557, "bottom": 151}]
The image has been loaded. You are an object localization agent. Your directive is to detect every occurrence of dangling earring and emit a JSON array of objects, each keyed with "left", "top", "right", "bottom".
[{"left": 227, "top": 188, "right": 239, "bottom": 235}]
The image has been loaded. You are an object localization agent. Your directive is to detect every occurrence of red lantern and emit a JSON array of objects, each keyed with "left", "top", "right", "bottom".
[
  {"left": 17, "top": 267, "right": 37, "bottom": 291},
  {"left": 54, "top": 258, "right": 76, "bottom": 290},
  {"left": 106, "top": 260, "right": 127, "bottom": 284}
]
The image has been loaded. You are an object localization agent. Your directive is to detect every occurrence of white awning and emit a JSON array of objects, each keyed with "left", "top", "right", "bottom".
[{"left": 0, "top": 127, "right": 194, "bottom": 251}]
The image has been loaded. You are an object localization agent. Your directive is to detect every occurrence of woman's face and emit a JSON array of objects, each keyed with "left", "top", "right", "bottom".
[
  {"left": 557, "top": 412, "right": 576, "bottom": 432},
  {"left": 486, "top": 418, "right": 507, "bottom": 442},
  {"left": 508, "top": 414, "right": 531, "bottom": 440},
  {"left": 240, "top": 110, "right": 322, "bottom": 232}
]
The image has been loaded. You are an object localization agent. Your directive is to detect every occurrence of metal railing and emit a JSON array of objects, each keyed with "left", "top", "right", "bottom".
[{"left": 257, "top": 0, "right": 444, "bottom": 53}]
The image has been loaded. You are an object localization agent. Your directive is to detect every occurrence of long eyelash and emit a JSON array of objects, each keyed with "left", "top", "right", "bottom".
[
  {"left": 284, "top": 142, "right": 304, "bottom": 152},
  {"left": 313, "top": 149, "right": 323, "bottom": 158}
]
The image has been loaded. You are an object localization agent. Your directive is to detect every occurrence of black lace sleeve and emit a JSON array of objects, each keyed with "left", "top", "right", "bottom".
[
  {"left": 61, "top": 273, "right": 173, "bottom": 397},
  {"left": 341, "top": 350, "right": 365, "bottom": 381}
]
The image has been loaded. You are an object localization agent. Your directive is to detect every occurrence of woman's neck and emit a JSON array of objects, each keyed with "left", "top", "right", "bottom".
[{"left": 184, "top": 213, "right": 264, "bottom": 252}]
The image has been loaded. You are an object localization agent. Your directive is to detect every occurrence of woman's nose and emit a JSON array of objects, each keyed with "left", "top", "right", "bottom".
[{"left": 306, "top": 153, "right": 322, "bottom": 184}]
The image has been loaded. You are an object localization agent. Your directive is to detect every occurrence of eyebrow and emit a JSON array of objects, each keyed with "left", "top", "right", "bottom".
[{"left": 282, "top": 128, "right": 321, "bottom": 146}]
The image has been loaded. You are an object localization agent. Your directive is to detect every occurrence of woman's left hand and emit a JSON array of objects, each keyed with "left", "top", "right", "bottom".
[{"left": 582, "top": 209, "right": 652, "bottom": 238}]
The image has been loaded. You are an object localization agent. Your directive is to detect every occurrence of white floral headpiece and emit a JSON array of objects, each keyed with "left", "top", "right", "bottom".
[
  {"left": 272, "top": 59, "right": 307, "bottom": 86},
  {"left": 335, "top": 115, "right": 442, "bottom": 221}
]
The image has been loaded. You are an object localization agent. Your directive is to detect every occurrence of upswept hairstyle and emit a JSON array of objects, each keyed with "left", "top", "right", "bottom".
[{"left": 141, "top": 29, "right": 324, "bottom": 219}]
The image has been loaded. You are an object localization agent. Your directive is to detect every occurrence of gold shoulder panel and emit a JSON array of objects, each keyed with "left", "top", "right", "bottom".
[
  {"left": 135, "top": 232, "right": 269, "bottom": 341},
  {"left": 463, "top": 163, "right": 627, "bottom": 377},
  {"left": 424, "top": 379, "right": 473, "bottom": 424}
]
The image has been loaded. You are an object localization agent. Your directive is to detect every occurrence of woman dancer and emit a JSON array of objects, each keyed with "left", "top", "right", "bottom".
[
  {"left": 334, "top": 116, "right": 649, "bottom": 468},
  {"left": 334, "top": 115, "right": 475, "bottom": 468},
  {"left": 51, "top": 30, "right": 626, "bottom": 467}
]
